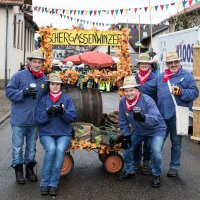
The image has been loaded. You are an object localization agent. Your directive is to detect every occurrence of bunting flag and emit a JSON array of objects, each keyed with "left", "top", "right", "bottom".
[
  {"left": 24, "top": 0, "right": 199, "bottom": 17},
  {"left": 22, "top": 0, "right": 199, "bottom": 28}
]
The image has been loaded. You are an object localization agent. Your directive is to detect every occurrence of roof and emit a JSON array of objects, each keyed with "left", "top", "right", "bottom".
[
  {"left": 0, "top": 0, "right": 23, "bottom": 5},
  {"left": 118, "top": 23, "right": 168, "bottom": 51},
  {"left": 141, "top": 26, "right": 169, "bottom": 43},
  {"left": 174, "top": 2, "right": 200, "bottom": 16}
]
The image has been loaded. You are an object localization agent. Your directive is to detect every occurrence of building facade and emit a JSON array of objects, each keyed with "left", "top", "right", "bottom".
[{"left": 0, "top": 0, "right": 37, "bottom": 88}]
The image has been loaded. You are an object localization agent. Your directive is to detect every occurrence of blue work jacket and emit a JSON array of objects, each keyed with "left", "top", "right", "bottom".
[
  {"left": 135, "top": 71, "right": 158, "bottom": 102},
  {"left": 5, "top": 69, "right": 48, "bottom": 126},
  {"left": 118, "top": 94, "right": 166, "bottom": 137},
  {"left": 36, "top": 93, "right": 77, "bottom": 138},
  {"left": 140, "top": 68, "right": 199, "bottom": 119}
]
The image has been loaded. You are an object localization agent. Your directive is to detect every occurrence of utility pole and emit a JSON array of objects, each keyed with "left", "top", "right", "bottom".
[{"left": 149, "top": 0, "right": 153, "bottom": 48}]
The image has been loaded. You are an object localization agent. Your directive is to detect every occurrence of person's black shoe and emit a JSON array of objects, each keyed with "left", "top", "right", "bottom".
[
  {"left": 118, "top": 171, "right": 135, "bottom": 181},
  {"left": 135, "top": 162, "right": 142, "bottom": 170},
  {"left": 152, "top": 175, "right": 161, "bottom": 188},
  {"left": 40, "top": 186, "right": 49, "bottom": 195},
  {"left": 14, "top": 164, "right": 26, "bottom": 184},
  {"left": 167, "top": 168, "right": 178, "bottom": 177},
  {"left": 25, "top": 162, "right": 38, "bottom": 182},
  {"left": 141, "top": 165, "right": 151, "bottom": 175},
  {"left": 49, "top": 186, "right": 57, "bottom": 196}
]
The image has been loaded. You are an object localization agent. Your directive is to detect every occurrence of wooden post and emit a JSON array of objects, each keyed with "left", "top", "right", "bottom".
[
  {"left": 139, "top": 15, "right": 141, "bottom": 55},
  {"left": 149, "top": 0, "right": 152, "bottom": 48},
  {"left": 191, "top": 43, "right": 200, "bottom": 141}
]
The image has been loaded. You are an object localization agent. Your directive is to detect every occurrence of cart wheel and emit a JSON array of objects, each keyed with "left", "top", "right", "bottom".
[
  {"left": 60, "top": 153, "right": 74, "bottom": 177},
  {"left": 98, "top": 150, "right": 108, "bottom": 162},
  {"left": 103, "top": 154, "right": 124, "bottom": 174}
]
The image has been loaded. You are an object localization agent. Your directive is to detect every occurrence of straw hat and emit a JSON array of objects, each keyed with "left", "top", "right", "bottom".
[
  {"left": 120, "top": 76, "right": 140, "bottom": 89},
  {"left": 165, "top": 51, "right": 181, "bottom": 62},
  {"left": 137, "top": 53, "right": 152, "bottom": 63},
  {"left": 46, "top": 73, "right": 63, "bottom": 83},
  {"left": 27, "top": 49, "right": 45, "bottom": 60}
]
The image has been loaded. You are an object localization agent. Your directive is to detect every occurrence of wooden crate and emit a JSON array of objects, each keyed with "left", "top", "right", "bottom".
[{"left": 191, "top": 43, "right": 200, "bottom": 142}]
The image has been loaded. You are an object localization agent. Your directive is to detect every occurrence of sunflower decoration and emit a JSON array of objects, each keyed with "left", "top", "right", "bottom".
[{"left": 38, "top": 26, "right": 53, "bottom": 74}]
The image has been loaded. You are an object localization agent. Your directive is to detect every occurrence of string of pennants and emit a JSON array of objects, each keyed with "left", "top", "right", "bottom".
[{"left": 23, "top": 0, "right": 199, "bottom": 28}]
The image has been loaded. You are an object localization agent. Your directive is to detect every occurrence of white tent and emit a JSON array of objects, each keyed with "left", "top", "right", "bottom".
[{"left": 33, "top": 0, "right": 194, "bottom": 29}]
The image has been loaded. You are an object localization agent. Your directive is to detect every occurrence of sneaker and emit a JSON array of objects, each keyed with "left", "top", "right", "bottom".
[
  {"left": 49, "top": 186, "right": 57, "bottom": 196},
  {"left": 118, "top": 171, "right": 135, "bottom": 181},
  {"left": 40, "top": 186, "right": 49, "bottom": 195},
  {"left": 167, "top": 168, "right": 178, "bottom": 177},
  {"left": 141, "top": 166, "right": 151, "bottom": 175},
  {"left": 152, "top": 175, "right": 161, "bottom": 188}
]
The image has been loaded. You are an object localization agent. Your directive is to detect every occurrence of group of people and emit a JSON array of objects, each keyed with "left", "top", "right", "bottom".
[
  {"left": 5, "top": 48, "right": 199, "bottom": 196},
  {"left": 118, "top": 51, "right": 199, "bottom": 188},
  {"left": 5, "top": 49, "right": 76, "bottom": 196}
]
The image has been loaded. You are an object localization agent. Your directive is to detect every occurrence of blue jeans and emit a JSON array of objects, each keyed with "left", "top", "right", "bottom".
[
  {"left": 40, "top": 135, "right": 71, "bottom": 187},
  {"left": 134, "top": 138, "right": 151, "bottom": 165},
  {"left": 123, "top": 134, "right": 164, "bottom": 176},
  {"left": 165, "top": 116, "right": 182, "bottom": 170},
  {"left": 11, "top": 125, "right": 38, "bottom": 166}
]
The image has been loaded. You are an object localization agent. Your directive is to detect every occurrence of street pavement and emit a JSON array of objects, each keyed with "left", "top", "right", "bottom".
[{"left": 0, "top": 92, "right": 200, "bottom": 200}]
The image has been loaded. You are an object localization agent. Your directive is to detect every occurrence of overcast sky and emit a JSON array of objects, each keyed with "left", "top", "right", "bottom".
[{"left": 33, "top": 0, "right": 189, "bottom": 29}]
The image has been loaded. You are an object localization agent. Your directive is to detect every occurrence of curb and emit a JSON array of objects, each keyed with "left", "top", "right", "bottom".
[{"left": 0, "top": 111, "right": 10, "bottom": 124}]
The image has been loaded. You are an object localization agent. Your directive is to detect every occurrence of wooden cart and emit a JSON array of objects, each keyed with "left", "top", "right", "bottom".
[{"left": 60, "top": 142, "right": 124, "bottom": 176}]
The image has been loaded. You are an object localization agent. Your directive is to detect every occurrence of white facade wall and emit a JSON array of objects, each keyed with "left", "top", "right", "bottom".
[
  {"left": 0, "top": 5, "right": 36, "bottom": 87},
  {"left": 151, "top": 29, "right": 169, "bottom": 53}
]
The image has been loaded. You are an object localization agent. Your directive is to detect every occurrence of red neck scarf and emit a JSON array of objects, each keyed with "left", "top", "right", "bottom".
[
  {"left": 50, "top": 91, "right": 62, "bottom": 103},
  {"left": 138, "top": 69, "right": 151, "bottom": 84},
  {"left": 126, "top": 92, "right": 141, "bottom": 111},
  {"left": 29, "top": 65, "right": 44, "bottom": 78},
  {"left": 162, "top": 67, "right": 181, "bottom": 82}
]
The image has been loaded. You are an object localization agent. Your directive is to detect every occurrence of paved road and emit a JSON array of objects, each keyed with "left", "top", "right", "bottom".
[{"left": 0, "top": 92, "right": 200, "bottom": 200}]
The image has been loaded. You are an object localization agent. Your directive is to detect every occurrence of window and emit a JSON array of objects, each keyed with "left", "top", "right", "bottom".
[
  {"left": 21, "top": 22, "right": 23, "bottom": 50},
  {"left": 17, "top": 21, "right": 20, "bottom": 49},
  {"left": 27, "top": 28, "right": 29, "bottom": 51},
  {"left": 13, "top": 15, "right": 17, "bottom": 47}
]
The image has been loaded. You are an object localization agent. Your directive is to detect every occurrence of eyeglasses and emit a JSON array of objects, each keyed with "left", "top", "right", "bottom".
[
  {"left": 139, "top": 62, "right": 150, "bottom": 65},
  {"left": 166, "top": 61, "right": 179, "bottom": 65}
]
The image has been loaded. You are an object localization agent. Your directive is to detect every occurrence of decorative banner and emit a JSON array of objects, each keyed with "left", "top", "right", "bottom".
[{"left": 49, "top": 30, "right": 122, "bottom": 46}]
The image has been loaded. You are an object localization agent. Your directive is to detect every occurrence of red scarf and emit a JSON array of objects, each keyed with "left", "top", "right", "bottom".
[
  {"left": 126, "top": 92, "right": 141, "bottom": 111},
  {"left": 162, "top": 67, "right": 181, "bottom": 82},
  {"left": 50, "top": 91, "right": 62, "bottom": 103},
  {"left": 138, "top": 69, "right": 151, "bottom": 84},
  {"left": 29, "top": 65, "right": 44, "bottom": 78}
]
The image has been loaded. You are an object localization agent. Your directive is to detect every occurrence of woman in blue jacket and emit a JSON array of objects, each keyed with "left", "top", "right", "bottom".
[
  {"left": 118, "top": 76, "right": 166, "bottom": 188},
  {"left": 134, "top": 53, "right": 157, "bottom": 174},
  {"left": 36, "top": 73, "right": 76, "bottom": 196}
]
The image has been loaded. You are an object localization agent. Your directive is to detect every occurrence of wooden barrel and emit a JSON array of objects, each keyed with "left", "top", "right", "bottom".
[{"left": 63, "top": 86, "right": 103, "bottom": 127}]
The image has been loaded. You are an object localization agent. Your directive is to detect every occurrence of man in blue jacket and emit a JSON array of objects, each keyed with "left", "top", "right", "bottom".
[
  {"left": 6, "top": 49, "right": 48, "bottom": 184},
  {"left": 118, "top": 76, "right": 166, "bottom": 188},
  {"left": 140, "top": 51, "right": 199, "bottom": 177}
]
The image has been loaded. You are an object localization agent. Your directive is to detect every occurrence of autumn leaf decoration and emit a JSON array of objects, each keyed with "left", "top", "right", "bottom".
[
  {"left": 38, "top": 26, "right": 53, "bottom": 74},
  {"left": 38, "top": 26, "right": 132, "bottom": 89},
  {"left": 116, "top": 27, "right": 132, "bottom": 97}
]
